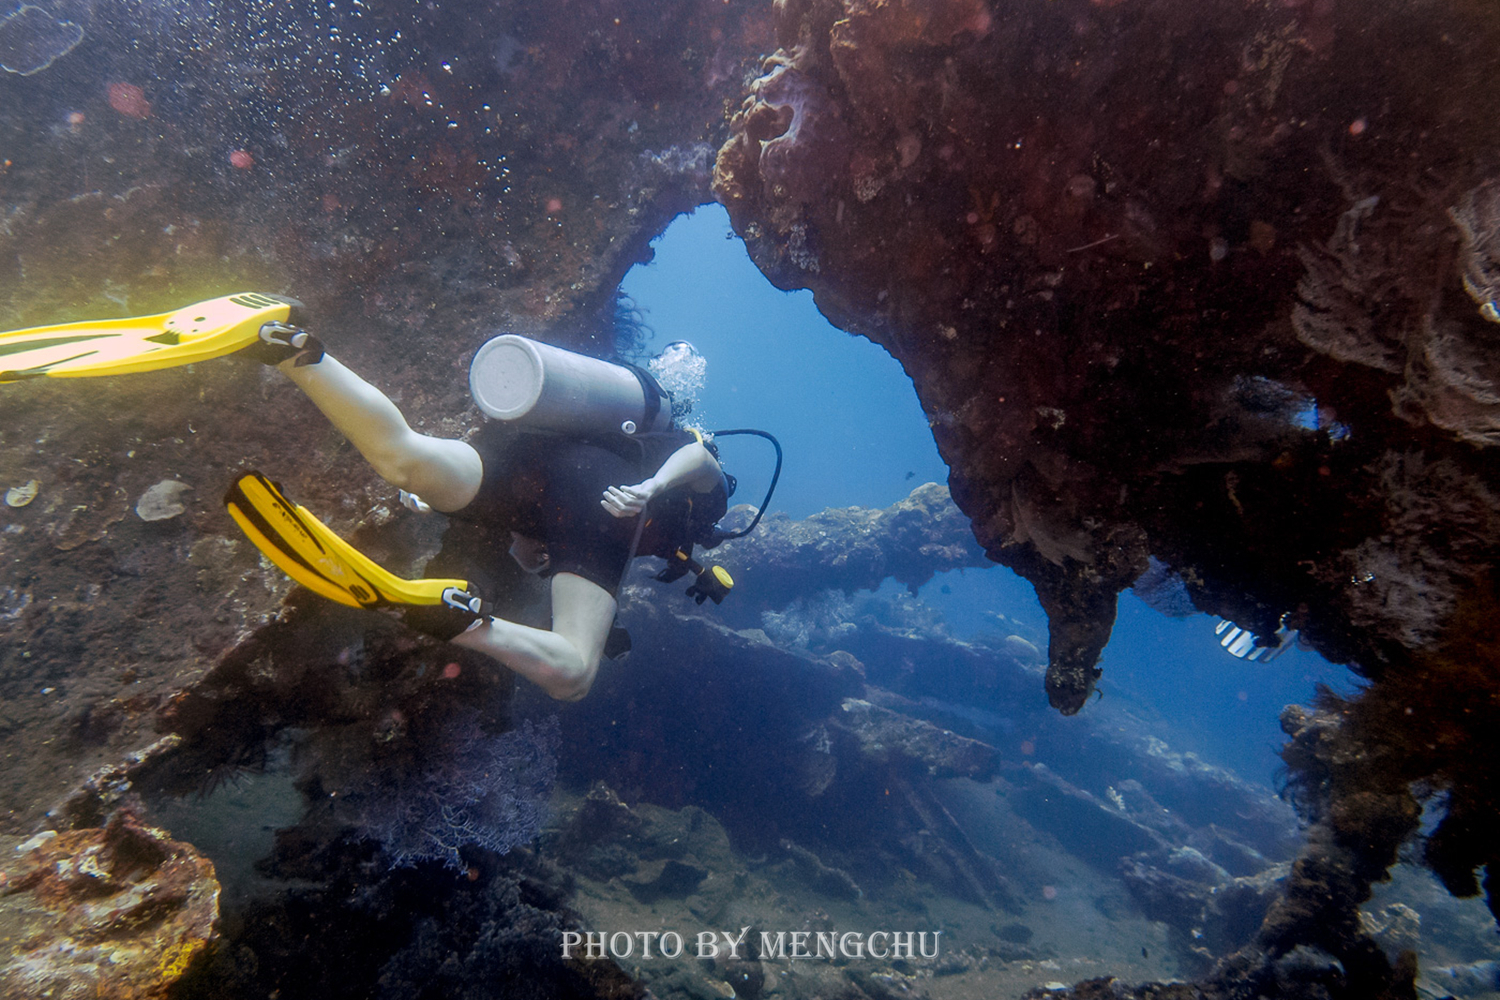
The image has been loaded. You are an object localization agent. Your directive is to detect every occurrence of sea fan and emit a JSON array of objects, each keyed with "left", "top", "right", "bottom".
[
  {"left": 355, "top": 714, "right": 560, "bottom": 871},
  {"left": 1451, "top": 179, "right": 1500, "bottom": 323}
]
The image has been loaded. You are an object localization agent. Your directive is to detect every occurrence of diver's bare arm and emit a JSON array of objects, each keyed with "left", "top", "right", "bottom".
[
  {"left": 452, "top": 573, "right": 615, "bottom": 701},
  {"left": 278, "top": 354, "right": 483, "bottom": 512},
  {"left": 601, "top": 441, "right": 725, "bottom": 517}
]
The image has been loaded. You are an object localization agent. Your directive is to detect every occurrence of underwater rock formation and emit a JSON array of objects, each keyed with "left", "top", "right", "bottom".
[
  {"left": 1, "top": 0, "right": 1498, "bottom": 994},
  {"left": 713, "top": 481, "right": 990, "bottom": 618},
  {"left": 714, "top": 0, "right": 1500, "bottom": 707},
  {"left": 0, "top": 810, "right": 220, "bottom": 998},
  {"left": 712, "top": 0, "right": 1500, "bottom": 992}
]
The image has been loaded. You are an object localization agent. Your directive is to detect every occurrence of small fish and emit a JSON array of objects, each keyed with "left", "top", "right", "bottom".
[
  {"left": 904, "top": 470, "right": 915, "bottom": 480},
  {"left": 1142, "top": 947, "right": 1149, "bottom": 959}
]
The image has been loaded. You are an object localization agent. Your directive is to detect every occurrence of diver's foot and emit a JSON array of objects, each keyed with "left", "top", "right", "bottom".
[{"left": 244, "top": 320, "right": 325, "bottom": 367}]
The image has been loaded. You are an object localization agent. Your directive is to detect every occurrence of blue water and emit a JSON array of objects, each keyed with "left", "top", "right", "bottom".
[
  {"left": 1102, "top": 594, "right": 1352, "bottom": 780},
  {"left": 620, "top": 205, "right": 950, "bottom": 521},
  {"left": 623, "top": 204, "right": 1352, "bottom": 786}
]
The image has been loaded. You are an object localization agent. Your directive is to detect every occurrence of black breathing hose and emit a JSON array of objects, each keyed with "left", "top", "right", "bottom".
[{"left": 708, "top": 429, "right": 782, "bottom": 539}]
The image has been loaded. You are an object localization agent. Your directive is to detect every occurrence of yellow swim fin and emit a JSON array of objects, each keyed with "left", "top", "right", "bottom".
[
  {"left": 225, "top": 471, "right": 485, "bottom": 617},
  {"left": 0, "top": 292, "right": 299, "bottom": 382}
]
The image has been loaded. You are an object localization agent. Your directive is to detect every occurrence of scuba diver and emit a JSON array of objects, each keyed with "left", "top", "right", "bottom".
[
  {"left": 1, "top": 292, "right": 777, "bottom": 702},
  {"left": 261, "top": 329, "right": 725, "bottom": 701}
]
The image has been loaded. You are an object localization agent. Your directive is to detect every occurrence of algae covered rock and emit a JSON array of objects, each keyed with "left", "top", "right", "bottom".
[{"left": 0, "top": 809, "right": 220, "bottom": 999}]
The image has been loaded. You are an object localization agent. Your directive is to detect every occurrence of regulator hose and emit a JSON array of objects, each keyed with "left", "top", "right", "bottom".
[{"left": 709, "top": 429, "right": 782, "bottom": 540}]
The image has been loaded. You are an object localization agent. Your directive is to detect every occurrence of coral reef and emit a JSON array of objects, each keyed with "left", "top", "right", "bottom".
[
  {"left": 22, "top": 486, "right": 1334, "bottom": 999},
  {"left": 1277, "top": 587, "right": 1500, "bottom": 934},
  {"left": 353, "top": 714, "right": 559, "bottom": 871},
  {"left": 2, "top": 0, "right": 1499, "bottom": 993},
  {"left": 711, "top": 0, "right": 1500, "bottom": 991},
  {"left": 713, "top": 481, "right": 991, "bottom": 618},
  {"left": 713, "top": 0, "right": 1500, "bottom": 696},
  {"left": 0, "top": 809, "right": 220, "bottom": 998}
]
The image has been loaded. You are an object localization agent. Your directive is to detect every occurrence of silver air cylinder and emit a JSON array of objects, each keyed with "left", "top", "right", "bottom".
[{"left": 469, "top": 334, "right": 672, "bottom": 435}]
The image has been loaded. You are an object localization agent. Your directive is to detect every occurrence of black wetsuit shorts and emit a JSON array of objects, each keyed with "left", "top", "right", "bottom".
[
  {"left": 457, "top": 426, "right": 695, "bottom": 598},
  {"left": 406, "top": 425, "right": 727, "bottom": 641}
]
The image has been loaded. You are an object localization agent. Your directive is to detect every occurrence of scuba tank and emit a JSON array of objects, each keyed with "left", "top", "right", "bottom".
[{"left": 469, "top": 334, "right": 673, "bottom": 436}]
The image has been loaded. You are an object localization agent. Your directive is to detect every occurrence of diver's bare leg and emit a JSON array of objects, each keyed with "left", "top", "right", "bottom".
[
  {"left": 278, "top": 354, "right": 483, "bottom": 512},
  {"left": 451, "top": 573, "right": 616, "bottom": 701}
]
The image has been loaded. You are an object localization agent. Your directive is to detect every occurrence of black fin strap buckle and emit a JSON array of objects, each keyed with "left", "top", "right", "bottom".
[
  {"left": 259, "top": 320, "right": 325, "bottom": 367},
  {"left": 441, "top": 586, "right": 489, "bottom": 620}
]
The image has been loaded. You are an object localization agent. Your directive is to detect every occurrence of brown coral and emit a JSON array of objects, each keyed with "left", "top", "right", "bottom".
[
  {"left": 713, "top": 2, "right": 1500, "bottom": 988},
  {"left": 1290, "top": 178, "right": 1500, "bottom": 447}
]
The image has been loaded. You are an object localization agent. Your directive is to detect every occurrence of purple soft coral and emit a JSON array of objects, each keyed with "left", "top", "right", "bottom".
[{"left": 356, "top": 714, "right": 560, "bottom": 871}]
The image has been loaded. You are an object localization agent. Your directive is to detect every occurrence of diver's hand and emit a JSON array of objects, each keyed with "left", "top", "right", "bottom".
[{"left": 602, "top": 481, "right": 658, "bottom": 518}]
